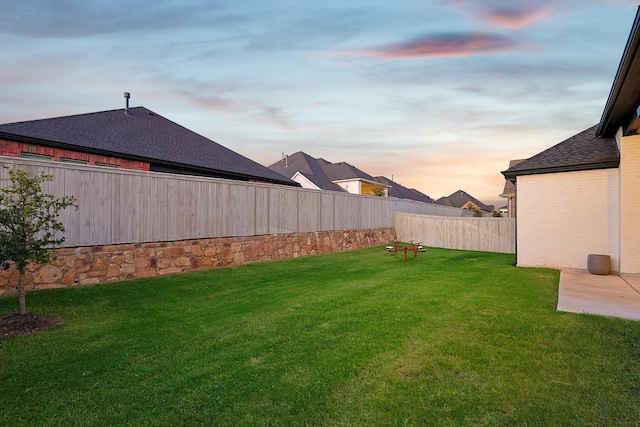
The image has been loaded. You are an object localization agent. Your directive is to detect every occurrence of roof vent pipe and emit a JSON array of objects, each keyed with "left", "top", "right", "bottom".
[{"left": 124, "top": 92, "right": 130, "bottom": 115}]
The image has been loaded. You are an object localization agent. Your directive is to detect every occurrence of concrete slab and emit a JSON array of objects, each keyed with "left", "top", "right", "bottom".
[
  {"left": 622, "top": 274, "right": 640, "bottom": 294},
  {"left": 557, "top": 270, "right": 640, "bottom": 321}
]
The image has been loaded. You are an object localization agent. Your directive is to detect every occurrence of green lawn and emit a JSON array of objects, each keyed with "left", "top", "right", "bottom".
[{"left": 1, "top": 246, "right": 638, "bottom": 426}]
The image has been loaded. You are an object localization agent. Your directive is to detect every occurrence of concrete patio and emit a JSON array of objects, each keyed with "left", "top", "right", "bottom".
[{"left": 557, "top": 270, "right": 640, "bottom": 321}]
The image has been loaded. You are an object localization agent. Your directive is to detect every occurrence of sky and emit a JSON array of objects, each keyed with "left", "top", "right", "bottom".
[{"left": 0, "top": 0, "right": 637, "bottom": 208}]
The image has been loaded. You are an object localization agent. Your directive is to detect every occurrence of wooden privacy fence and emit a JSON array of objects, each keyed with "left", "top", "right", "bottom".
[
  {"left": 0, "top": 158, "right": 470, "bottom": 248},
  {"left": 395, "top": 212, "right": 516, "bottom": 254}
]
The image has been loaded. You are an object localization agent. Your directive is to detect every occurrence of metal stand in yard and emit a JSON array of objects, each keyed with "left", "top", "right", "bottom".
[{"left": 386, "top": 240, "right": 426, "bottom": 263}]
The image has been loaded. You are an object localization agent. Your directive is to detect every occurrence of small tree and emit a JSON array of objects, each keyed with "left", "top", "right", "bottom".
[
  {"left": 370, "top": 180, "right": 388, "bottom": 197},
  {"left": 465, "top": 203, "right": 483, "bottom": 217},
  {"left": 0, "top": 167, "right": 77, "bottom": 315}
]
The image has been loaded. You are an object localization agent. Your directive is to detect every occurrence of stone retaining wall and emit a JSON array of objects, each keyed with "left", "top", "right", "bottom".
[{"left": 0, "top": 228, "right": 396, "bottom": 294}]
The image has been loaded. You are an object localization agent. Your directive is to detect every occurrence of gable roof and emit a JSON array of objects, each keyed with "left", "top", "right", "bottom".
[
  {"left": 500, "top": 159, "right": 525, "bottom": 196},
  {"left": 315, "top": 158, "right": 377, "bottom": 183},
  {"left": 373, "top": 176, "right": 433, "bottom": 202},
  {"left": 502, "top": 125, "right": 619, "bottom": 181},
  {"left": 267, "top": 152, "right": 438, "bottom": 201},
  {"left": 435, "top": 190, "right": 493, "bottom": 212},
  {"left": 267, "top": 152, "right": 345, "bottom": 191},
  {"left": 0, "top": 106, "right": 297, "bottom": 186},
  {"left": 268, "top": 152, "right": 386, "bottom": 191},
  {"left": 597, "top": 7, "right": 640, "bottom": 138}
]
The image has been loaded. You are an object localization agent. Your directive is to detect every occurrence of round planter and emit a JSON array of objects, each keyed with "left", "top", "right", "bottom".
[{"left": 587, "top": 254, "right": 611, "bottom": 275}]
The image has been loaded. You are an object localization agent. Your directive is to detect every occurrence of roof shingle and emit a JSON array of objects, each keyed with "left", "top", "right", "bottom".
[
  {"left": 373, "top": 176, "right": 433, "bottom": 202},
  {"left": 502, "top": 125, "right": 619, "bottom": 180},
  {"left": 267, "top": 152, "right": 346, "bottom": 191},
  {"left": 435, "top": 190, "right": 493, "bottom": 212},
  {"left": 500, "top": 159, "right": 525, "bottom": 196},
  {"left": 0, "top": 107, "right": 296, "bottom": 185}
]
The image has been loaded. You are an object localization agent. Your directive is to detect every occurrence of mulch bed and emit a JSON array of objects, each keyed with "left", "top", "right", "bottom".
[{"left": 0, "top": 312, "right": 65, "bottom": 341}]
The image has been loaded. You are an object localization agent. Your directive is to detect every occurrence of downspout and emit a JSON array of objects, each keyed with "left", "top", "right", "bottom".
[{"left": 513, "top": 177, "right": 518, "bottom": 266}]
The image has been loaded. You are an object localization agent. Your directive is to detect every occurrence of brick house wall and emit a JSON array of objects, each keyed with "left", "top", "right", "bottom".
[
  {"left": 507, "top": 195, "right": 516, "bottom": 218},
  {"left": 0, "top": 139, "right": 149, "bottom": 170},
  {"left": 619, "top": 132, "right": 640, "bottom": 274},
  {"left": 516, "top": 168, "right": 620, "bottom": 271}
]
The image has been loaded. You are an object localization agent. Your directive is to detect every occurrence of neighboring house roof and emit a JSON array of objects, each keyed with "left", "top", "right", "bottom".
[
  {"left": 500, "top": 159, "right": 525, "bottom": 196},
  {"left": 267, "top": 152, "right": 346, "bottom": 191},
  {"left": 268, "top": 152, "right": 393, "bottom": 194},
  {"left": 597, "top": 7, "right": 640, "bottom": 138},
  {"left": 0, "top": 106, "right": 297, "bottom": 186},
  {"left": 502, "top": 125, "right": 619, "bottom": 181},
  {"left": 268, "top": 152, "right": 433, "bottom": 202},
  {"left": 315, "top": 158, "right": 377, "bottom": 183},
  {"left": 373, "top": 176, "right": 433, "bottom": 202},
  {"left": 435, "top": 190, "right": 494, "bottom": 212}
]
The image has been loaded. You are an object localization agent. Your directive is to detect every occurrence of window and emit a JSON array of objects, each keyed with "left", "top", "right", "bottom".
[
  {"left": 95, "top": 162, "right": 118, "bottom": 168},
  {"left": 21, "top": 153, "right": 53, "bottom": 161},
  {"left": 61, "top": 158, "right": 88, "bottom": 164}
]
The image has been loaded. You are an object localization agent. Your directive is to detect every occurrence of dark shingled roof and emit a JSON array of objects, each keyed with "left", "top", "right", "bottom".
[
  {"left": 500, "top": 159, "right": 525, "bottom": 196},
  {"left": 269, "top": 152, "right": 434, "bottom": 202},
  {"left": 267, "top": 152, "right": 346, "bottom": 191},
  {"left": 502, "top": 125, "right": 619, "bottom": 181},
  {"left": 0, "top": 107, "right": 297, "bottom": 186},
  {"left": 373, "top": 176, "right": 433, "bottom": 203},
  {"left": 315, "top": 158, "right": 377, "bottom": 182},
  {"left": 435, "top": 190, "right": 494, "bottom": 212}
]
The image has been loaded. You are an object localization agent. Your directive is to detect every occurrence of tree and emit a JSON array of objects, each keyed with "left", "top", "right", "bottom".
[
  {"left": 370, "top": 180, "right": 388, "bottom": 197},
  {"left": 465, "top": 203, "right": 483, "bottom": 217},
  {"left": 0, "top": 167, "right": 77, "bottom": 315}
]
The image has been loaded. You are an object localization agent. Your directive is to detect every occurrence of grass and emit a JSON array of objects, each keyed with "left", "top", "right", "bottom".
[{"left": 1, "top": 246, "right": 638, "bottom": 426}]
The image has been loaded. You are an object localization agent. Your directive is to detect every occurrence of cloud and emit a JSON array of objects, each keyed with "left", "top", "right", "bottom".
[
  {"left": 476, "top": 6, "right": 553, "bottom": 29},
  {"left": 442, "top": 0, "right": 556, "bottom": 29},
  {"left": 173, "top": 87, "right": 298, "bottom": 131},
  {"left": 333, "top": 32, "right": 534, "bottom": 60},
  {"left": 0, "top": 0, "right": 242, "bottom": 38}
]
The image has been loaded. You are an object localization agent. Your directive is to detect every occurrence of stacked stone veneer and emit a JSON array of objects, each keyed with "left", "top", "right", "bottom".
[{"left": 0, "top": 228, "right": 396, "bottom": 294}]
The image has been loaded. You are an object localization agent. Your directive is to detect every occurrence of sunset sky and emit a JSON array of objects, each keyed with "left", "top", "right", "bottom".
[{"left": 0, "top": 0, "right": 637, "bottom": 207}]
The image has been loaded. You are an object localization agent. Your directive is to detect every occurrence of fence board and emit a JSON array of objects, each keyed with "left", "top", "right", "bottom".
[
  {"left": 268, "top": 186, "right": 297, "bottom": 234},
  {"left": 1, "top": 157, "right": 471, "bottom": 247},
  {"left": 395, "top": 212, "right": 515, "bottom": 253},
  {"left": 320, "top": 192, "right": 336, "bottom": 230},
  {"left": 298, "top": 190, "right": 321, "bottom": 232}
]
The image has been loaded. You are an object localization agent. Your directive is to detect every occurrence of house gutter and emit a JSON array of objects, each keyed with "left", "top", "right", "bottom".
[
  {"left": 501, "top": 157, "right": 620, "bottom": 183},
  {"left": 596, "top": 7, "right": 640, "bottom": 138}
]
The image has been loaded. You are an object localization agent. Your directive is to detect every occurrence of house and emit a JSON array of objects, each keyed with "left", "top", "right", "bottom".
[
  {"left": 269, "top": 151, "right": 390, "bottom": 196},
  {"left": 268, "top": 152, "right": 347, "bottom": 192},
  {"left": 268, "top": 151, "right": 434, "bottom": 201},
  {"left": 435, "top": 190, "right": 495, "bottom": 214},
  {"left": 372, "top": 176, "right": 434, "bottom": 203},
  {"left": 502, "top": 7, "right": 640, "bottom": 274},
  {"left": 0, "top": 96, "right": 297, "bottom": 187},
  {"left": 499, "top": 159, "right": 526, "bottom": 218},
  {"left": 315, "top": 157, "right": 389, "bottom": 196}
]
